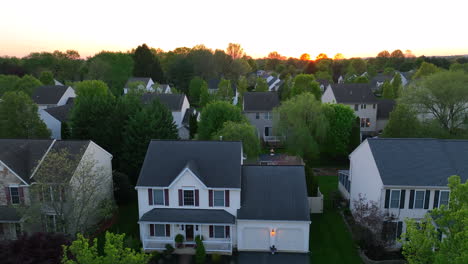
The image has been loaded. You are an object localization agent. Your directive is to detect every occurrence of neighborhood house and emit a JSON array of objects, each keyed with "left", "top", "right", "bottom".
[{"left": 243, "top": 92, "right": 280, "bottom": 144}]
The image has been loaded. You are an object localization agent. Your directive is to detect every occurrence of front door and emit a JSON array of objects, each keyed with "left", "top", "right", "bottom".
[{"left": 185, "top": 225, "right": 194, "bottom": 241}]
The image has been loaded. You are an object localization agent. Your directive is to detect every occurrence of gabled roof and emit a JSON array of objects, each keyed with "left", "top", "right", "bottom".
[
  {"left": 32, "top": 85, "right": 70, "bottom": 105},
  {"left": 44, "top": 99, "right": 74, "bottom": 122},
  {"left": 137, "top": 140, "right": 242, "bottom": 188},
  {"left": 377, "top": 99, "right": 396, "bottom": 120},
  {"left": 139, "top": 208, "right": 235, "bottom": 224},
  {"left": 243, "top": 92, "right": 280, "bottom": 112},
  {"left": 329, "top": 83, "right": 378, "bottom": 103},
  {"left": 125, "top": 77, "right": 152, "bottom": 88},
  {"left": 370, "top": 73, "right": 393, "bottom": 87},
  {"left": 141, "top": 93, "right": 185, "bottom": 111},
  {"left": 0, "top": 139, "right": 90, "bottom": 184},
  {"left": 316, "top": 79, "right": 331, "bottom": 87},
  {"left": 238, "top": 165, "right": 310, "bottom": 221},
  {"left": 367, "top": 138, "right": 468, "bottom": 186}
]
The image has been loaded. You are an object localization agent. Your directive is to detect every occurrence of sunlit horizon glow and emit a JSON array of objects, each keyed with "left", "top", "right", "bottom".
[{"left": 1, "top": 0, "right": 468, "bottom": 59}]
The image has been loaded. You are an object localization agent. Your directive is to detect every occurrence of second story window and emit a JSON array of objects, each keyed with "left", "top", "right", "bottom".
[
  {"left": 390, "top": 190, "right": 401, "bottom": 208},
  {"left": 9, "top": 187, "right": 20, "bottom": 204},
  {"left": 439, "top": 191, "right": 449, "bottom": 207},
  {"left": 183, "top": 190, "right": 195, "bottom": 206},
  {"left": 361, "top": 104, "right": 366, "bottom": 109},
  {"left": 214, "top": 191, "right": 225, "bottom": 207},
  {"left": 255, "top": 113, "right": 260, "bottom": 119},
  {"left": 360, "top": 118, "right": 370, "bottom": 128},
  {"left": 414, "top": 190, "right": 425, "bottom": 209},
  {"left": 373, "top": 104, "right": 376, "bottom": 109},
  {"left": 354, "top": 104, "right": 359, "bottom": 111},
  {"left": 263, "top": 112, "right": 272, "bottom": 120},
  {"left": 153, "top": 190, "right": 164, "bottom": 205}
]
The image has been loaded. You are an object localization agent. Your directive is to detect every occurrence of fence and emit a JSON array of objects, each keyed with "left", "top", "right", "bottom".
[{"left": 308, "top": 187, "right": 324, "bottom": 213}]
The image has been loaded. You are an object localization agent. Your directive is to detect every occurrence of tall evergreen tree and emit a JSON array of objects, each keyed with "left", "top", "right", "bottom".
[
  {"left": 133, "top": 44, "right": 165, "bottom": 82},
  {"left": 381, "top": 80, "right": 394, "bottom": 99}
]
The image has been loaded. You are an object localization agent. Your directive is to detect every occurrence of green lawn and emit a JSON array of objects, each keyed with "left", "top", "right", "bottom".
[{"left": 309, "top": 176, "right": 362, "bottom": 264}]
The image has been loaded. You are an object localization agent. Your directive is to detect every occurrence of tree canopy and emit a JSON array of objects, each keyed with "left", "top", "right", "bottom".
[
  {"left": 188, "top": 76, "right": 207, "bottom": 106},
  {"left": 198, "top": 101, "right": 245, "bottom": 140},
  {"left": 255, "top": 77, "right": 268, "bottom": 92},
  {"left": 381, "top": 103, "right": 421, "bottom": 138},
  {"left": 133, "top": 43, "right": 164, "bottom": 83},
  {"left": 290, "top": 74, "right": 321, "bottom": 100},
  {"left": 322, "top": 103, "right": 356, "bottom": 157},
  {"left": 413, "top": 62, "right": 440, "bottom": 79},
  {"left": 214, "top": 121, "right": 260, "bottom": 159}
]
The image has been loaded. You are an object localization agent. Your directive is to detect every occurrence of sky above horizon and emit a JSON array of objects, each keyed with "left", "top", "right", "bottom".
[{"left": 1, "top": 0, "right": 468, "bottom": 59}]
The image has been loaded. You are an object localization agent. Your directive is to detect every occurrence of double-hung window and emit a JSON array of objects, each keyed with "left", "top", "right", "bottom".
[
  {"left": 360, "top": 118, "right": 370, "bottom": 128},
  {"left": 214, "top": 226, "right": 225, "bottom": 238},
  {"left": 155, "top": 224, "right": 166, "bottom": 237},
  {"left": 361, "top": 104, "right": 366, "bottom": 109},
  {"left": 153, "top": 189, "right": 164, "bottom": 205},
  {"left": 183, "top": 190, "right": 195, "bottom": 206},
  {"left": 213, "top": 191, "right": 225, "bottom": 207},
  {"left": 354, "top": 104, "right": 359, "bottom": 111},
  {"left": 390, "top": 190, "right": 401, "bottom": 209},
  {"left": 439, "top": 191, "right": 449, "bottom": 207},
  {"left": 9, "top": 187, "right": 20, "bottom": 204},
  {"left": 255, "top": 113, "right": 260, "bottom": 119},
  {"left": 414, "top": 190, "right": 425, "bottom": 209}
]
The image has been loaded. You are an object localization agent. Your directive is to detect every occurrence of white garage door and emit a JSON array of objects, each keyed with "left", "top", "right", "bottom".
[
  {"left": 242, "top": 227, "right": 270, "bottom": 250},
  {"left": 276, "top": 228, "right": 304, "bottom": 251}
]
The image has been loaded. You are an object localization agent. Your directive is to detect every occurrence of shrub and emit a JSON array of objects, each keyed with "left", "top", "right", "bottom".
[
  {"left": 175, "top": 234, "right": 184, "bottom": 244},
  {"left": 195, "top": 236, "right": 206, "bottom": 264},
  {"left": 164, "top": 244, "right": 174, "bottom": 255}
]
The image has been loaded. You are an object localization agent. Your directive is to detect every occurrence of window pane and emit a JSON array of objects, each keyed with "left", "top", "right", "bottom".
[
  {"left": 155, "top": 224, "right": 166, "bottom": 237},
  {"left": 390, "top": 190, "right": 400, "bottom": 208},
  {"left": 214, "top": 191, "right": 224, "bottom": 207},
  {"left": 214, "top": 226, "right": 225, "bottom": 238},
  {"left": 440, "top": 191, "right": 449, "bottom": 206},
  {"left": 10, "top": 187, "right": 20, "bottom": 204},
  {"left": 415, "top": 191, "right": 425, "bottom": 208},
  {"left": 153, "top": 190, "right": 164, "bottom": 205},
  {"left": 184, "top": 190, "right": 194, "bottom": 206}
]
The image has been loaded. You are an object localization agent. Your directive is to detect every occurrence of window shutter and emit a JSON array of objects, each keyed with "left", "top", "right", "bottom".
[
  {"left": 225, "top": 190, "right": 230, "bottom": 207},
  {"left": 397, "top": 222, "right": 403, "bottom": 239},
  {"left": 209, "top": 190, "right": 213, "bottom": 207},
  {"left": 148, "top": 189, "right": 153, "bottom": 206},
  {"left": 0, "top": 223, "right": 3, "bottom": 235},
  {"left": 166, "top": 224, "right": 171, "bottom": 237},
  {"left": 5, "top": 187, "right": 11, "bottom": 205},
  {"left": 424, "top": 190, "right": 430, "bottom": 209},
  {"left": 150, "top": 224, "right": 155, "bottom": 236},
  {"left": 209, "top": 225, "right": 214, "bottom": 238},
  {"left": 409, "top": 190, "right": 415, "bottom": 209},
  {"left": 399, "top": 190, "right": 406, "bottom": 209},
  {"left": 178, "top": 189, "right": 183, "bottom": 206},
  {"left": 18, "top": 187, "right": 25, "bottom": 205},
  {"left": 225, "top": 226, "right": 230, "bottom": 238},
  {"left": 384, "top": 190, "right": 390, "bottom": 208},
  {"left": 433, "top": 190, "right": 440, "bottom": 209},
  {"left": 164, "top": 189, "right": 169, "bottom": 206},
  {"left": 195, "top": 190, "right": 199, "bottom": 206}
]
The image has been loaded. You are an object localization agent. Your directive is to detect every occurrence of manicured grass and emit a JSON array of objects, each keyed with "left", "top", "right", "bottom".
[{"left": 309, "top": 175, "right": 362, "bottom": 264}]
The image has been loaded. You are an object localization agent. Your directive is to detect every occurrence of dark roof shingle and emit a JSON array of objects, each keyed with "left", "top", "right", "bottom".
[
  {"left": 136, "top": 140, "right": 242, "bottom": 188},
  {"left": 44, "top": 100, "right": 74, "bottom": 122},
  {"left": 141, "top": 93, "right": 185, "bottom": 111},
  {"left": 125, "top": 77, "right": 152, "bottom": 88},
  {"left": 329, "top": 83, "right": 378, "bottom": 103},
  {"left": 32, "top": 85, "right": 71, "bottom": 105},
  {"left": 243, "top": 92, "right": 280, "bottom": 112},
  {"left": 238, "top": 166, "right": 310, "bottom": 221},
  {"left": 139, "top": 208, "right": 235, "bottom": 224}
]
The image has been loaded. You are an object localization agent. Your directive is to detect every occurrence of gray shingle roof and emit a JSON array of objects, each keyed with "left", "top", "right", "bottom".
[
  {"left": 243, "top": 92, "right": 280, "bottom": 112},
  {"left": 367, "top": 138, "right": 468, "bottom": 186},
  {"left": 125, "top": 77, "right": 152, "bottom": 88},
  {"left": 44, "top": 100, "right": 74, "bottom": 122},
  {"left": 141, "top": 93, "right": 185, "bottom": 111},
  {"left": 139, "top": 208, "right": 235, "bottom": 224},
  {"left": 32, "top": 85, "right": 70, "bottom": 105},
  {"left": 238, "top": 166, "right": 310, "bottom": 221},
  {"left": 377, "top": 99, "right": 396, "bottom": 120},
  {"left": 237, "top": 252, "right": 310, "bottom": 264},
  {"left": 329, "top": 83, "right": 378, "bottom": 103},
  {"left": 0, "top": 206, "right": 21, "bottom": 222},
  {"left": 208, "top": 79, "right": 220, "bottom": 90},
  {"left": 136, "top": 140, "right": 242, "bottom": 188}
]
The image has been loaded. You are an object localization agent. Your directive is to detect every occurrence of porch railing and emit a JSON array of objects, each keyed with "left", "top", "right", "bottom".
[
  {"left": 263, "top": 135, "right": 283, "bottom": 142},
  {"left": 143, "top": 239, "right": 232, "bottom": 253}
]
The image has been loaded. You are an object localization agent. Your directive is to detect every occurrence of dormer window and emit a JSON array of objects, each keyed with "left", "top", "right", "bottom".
[{"left": 183, "top": 190, "right": 195, "bottom": 206}]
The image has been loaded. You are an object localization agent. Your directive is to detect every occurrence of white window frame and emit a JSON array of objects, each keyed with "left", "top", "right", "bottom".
[
  {"left": 439, "top": 191, "right": 450, "bottom": 207},
  {"left": 389, "top": 189, "right": 401, "bottom": 209},
  {"left": 414, "top": 190, "right": 425, "bottom": 209},
  {"left": 153, "top": 189, "right": 165, "bottom": 205},
  {"left": 361, "top": 104, "right": 366, "bottom": 109},
  {"left": 213, "top": 190, "right": 225, "bottom": 207},
  {"left": 154, "top": 224, "right": 167, "bottom": 237},
  {"left": 214, "top": 225, "right": 225, "bottom": 239},
  {"left": 263, "top": 112, "right": 272, "bottom": 120},
  {"left": 264, "top": 126, "right": 272, "bottom": 137},
  {"left": 360, "top": 118, "right": 370, "bottom": 128},
  {"left": 9, "top": 186, "right": 20, "bottom": 204},
  {"left": 183, "top": 189, "right": 195, "bottom": 206}
]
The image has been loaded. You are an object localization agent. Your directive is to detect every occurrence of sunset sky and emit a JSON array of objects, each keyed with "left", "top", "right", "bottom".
[{"left": 1, "top": 0, "right": 467, "bottom": 59}]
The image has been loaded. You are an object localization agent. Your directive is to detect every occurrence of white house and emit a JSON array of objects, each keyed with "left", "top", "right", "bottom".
[
  {"left": 31, "top": 85, "right": 76, "bottom": 139},
  {"left": 42, "top": 99, "right": 74, "bottom": 140},
  {"left": 141, "top": 94, "right": 193, "bottom": 139},
  {"left": 123, "top": 77, "right": 155, "bottom": 94},
  {"left": 339, "top": 138, "right": 467, "bottom": 245},
  {"left": 136, "top": 140, "right": 310, "bottom": 255},
  {"left": 0, "top": 139, "right": 113, "bottom": 240}
]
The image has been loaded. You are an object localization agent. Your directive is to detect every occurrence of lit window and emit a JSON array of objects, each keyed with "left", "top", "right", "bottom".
[
  {"left": 183, "top": 190, "right": 194, "bottom": 206},
  {"left": 214, "top": 226, "right": 225, "bottom": 238},
  {"left": 214, "top": 191, "right": 224, "bottom": 207},
  {"left": 439, "top": 191, "right": 449, "bottom": 207},
  {"left": 414, "top": 191, "right": 425, "bottom": 209},
  {"left": 390, "top": 190, "right": 400, "bottom": 208},
  {"left": 360, "top": 118, "right": 371, "bottom": 128},
  {"left": 153, "top": 189, "right": 164, "bottom": 205},
  {"left": 155, "top": 224, "right": 166, "bottom": 237},
  {"left": 9, "top": 187, "right": 20, "bottom": 204}
]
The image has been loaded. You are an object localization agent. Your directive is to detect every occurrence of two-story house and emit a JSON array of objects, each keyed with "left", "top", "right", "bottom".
[
  {"left": 141, "top": 93, "right": 193, "bottom": 139},
  {"left": 136, "top": 140, "right": 310, "bottom": 255},
  {"left": 339, "top": 138, "right": 467, "bottom": 245},
  {"left": 322, "top": 84, "right": 379, "bottom": 138},
  {"left": 32, "top": 85, "right": 76, "bottom": 139},
  {"left": 243, "top": 92, "right": 280, "bottom": 144},
  {"left": 0, "top": 139, "right": 113, "bottom": 240}
]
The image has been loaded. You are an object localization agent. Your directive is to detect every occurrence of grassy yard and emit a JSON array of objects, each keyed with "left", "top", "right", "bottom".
[{"left": 309, "top": 176, "right": 362, "bottom": 264}]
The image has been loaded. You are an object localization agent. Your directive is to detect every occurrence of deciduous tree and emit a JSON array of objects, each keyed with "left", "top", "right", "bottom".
[
  {"left": 198, "top": 101, "right": 245, "bottom": 140},
  {"left": 216, "top": 78, "right": 233, "bottom": 101},
  {"left": 381, "top": 104, "right": 421, "bottom": 138},
  {"left": 322, "top": 104, "right": 356, "bottom": 157},
  {"left": 290, "top": 74, "right": 321, "bottom": 100},
  {"left": 255, "top": 77, "right": 268, "bottom": 92},
  {"left": 214, "top": 121, "right": 260, "bottom": 159},
  {"left": 14, "top": 74, "right": 42, "bottom": 96},
  {"left": 381, "top": 80, "right": 394, "bottom": 99},
  {"left": 188, "top": 77, "right": 207, "bottom": 105},
  {"left": 413, "top": 62, "right": 440, "bottom": 79},
  {"left": 226, "top": 43, "right": 244, "bottom": 59},
  {"left": 133, "top": 44, "right": 165, "bottom": 83},
  {"left": 39, "top": 71, "right": 54, "bottom": 85}
]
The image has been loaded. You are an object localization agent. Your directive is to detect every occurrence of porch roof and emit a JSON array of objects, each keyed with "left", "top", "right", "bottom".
[
  {"left": 0, "top": 206, "right": 21, "bottom": 223},
  {"left": 139, "top": 208, "right": 235, "bottom": 224}
]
